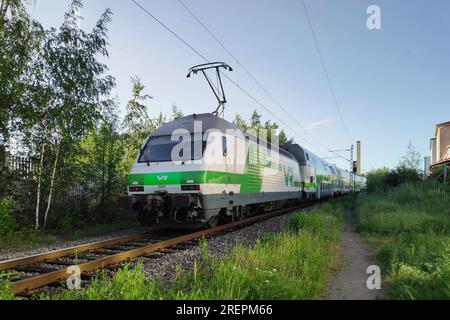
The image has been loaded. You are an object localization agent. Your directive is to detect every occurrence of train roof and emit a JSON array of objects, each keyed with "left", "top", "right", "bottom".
[{"left": 151, "top": 113, "right": 240, "bottom": 136}]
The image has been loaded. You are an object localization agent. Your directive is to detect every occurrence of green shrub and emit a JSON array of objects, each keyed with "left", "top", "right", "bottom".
[
  {"left": 0, "top": 274, "right": 16, "bottom": 300},
  {"left": 48, "top": 263, "right": 164, "bottom": 300},
  {"left": 365, "top": 167, "right": 422, "bottom": 193},
  {"left": 354, "top": 182, "right": 450, "bottom": 299},
  {"left": 386, "top": 244, "right": 450, "bottom": 300},
  {"left": 0, "top": 199, "right": 16, "bottom": 237}
]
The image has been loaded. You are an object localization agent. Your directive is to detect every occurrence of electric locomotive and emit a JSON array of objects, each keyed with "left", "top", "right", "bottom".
[{"left": 127, "top": 113, "right": 366, "bottom": 227}]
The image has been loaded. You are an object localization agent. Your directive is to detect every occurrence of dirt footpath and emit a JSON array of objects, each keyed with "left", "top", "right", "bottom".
[{"left": 327, "top": 210, "right": 379, "bottom": 300}]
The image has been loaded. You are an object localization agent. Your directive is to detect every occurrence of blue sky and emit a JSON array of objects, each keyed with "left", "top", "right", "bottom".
[{"left": 28, "top": 0, "right": 450, "bottom": 172}]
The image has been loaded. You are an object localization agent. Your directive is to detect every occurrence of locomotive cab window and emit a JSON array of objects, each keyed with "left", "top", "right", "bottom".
[
  {"left": 138, "top": 134, "right": 206, "bottom": 163},
  {"left": 222, "top": 136, "right": 228, "bottom": 157}
]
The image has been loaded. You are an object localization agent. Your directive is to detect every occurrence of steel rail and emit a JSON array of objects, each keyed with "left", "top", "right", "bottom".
[
  {"left": 7, "top": 203, "right": 311, "bottom": 294},
  {"left": 0, "top": 232, "right": 157, "bottom": 272}
]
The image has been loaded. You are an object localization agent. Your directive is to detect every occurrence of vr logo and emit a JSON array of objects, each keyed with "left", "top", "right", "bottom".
[{"left": 157, "top": 176, "right": 168, "bottom": 182}]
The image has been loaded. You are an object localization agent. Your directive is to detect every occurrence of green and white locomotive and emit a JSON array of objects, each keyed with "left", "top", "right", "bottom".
[{"left": 128, "top": 113, "right": 366, "bottom": 227}]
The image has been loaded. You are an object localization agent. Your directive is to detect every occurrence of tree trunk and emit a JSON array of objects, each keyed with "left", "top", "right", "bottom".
[
  {"left": 100, "top": 136, "right": 106, "bottom": 206},
  {"left": 105, "top": 139, "right": 115, "bottom": 201},
  {"left": 35, "top": 143, "right": 46, "bottom": 230},
  {"left": 0, "top": 0, "right": 6, "bottom": 18},
  {"left": 43, "top": 140, "right": 61, "bottom": 229}
]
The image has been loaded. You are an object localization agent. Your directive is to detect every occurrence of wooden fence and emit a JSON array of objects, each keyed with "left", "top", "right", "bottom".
[{"left": 6, "top": 155, "right": 36, "bottom": 180}]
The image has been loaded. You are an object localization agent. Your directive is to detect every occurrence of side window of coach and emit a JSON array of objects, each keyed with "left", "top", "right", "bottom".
[{"left": 222, "top": 136, "right": 228, "bottom": 157}]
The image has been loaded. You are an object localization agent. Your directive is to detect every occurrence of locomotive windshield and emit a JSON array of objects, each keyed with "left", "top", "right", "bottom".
[{"left": 138, "top": 134, "right": 207, "bottom": 163}]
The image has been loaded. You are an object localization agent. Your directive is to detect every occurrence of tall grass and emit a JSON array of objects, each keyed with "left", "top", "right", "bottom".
[
  {"left": 354, "top": 182, "right": 450, "bottom": 299},
  {"left": 0, "top": 274, "right": 16, "bottom": 300},
  {"left": 46, "top": 199, "right": 347, "bottom": 300}
]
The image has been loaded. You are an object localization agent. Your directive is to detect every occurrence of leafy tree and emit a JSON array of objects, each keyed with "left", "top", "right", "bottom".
[
  {"left": 365, "top": 167, "right": 391, "bottom": 193},
  {"left": 250, "top": 110, "right": 261, "bottom": 128},
  {"left": 23, "top": 0, "right": 115, "bottom": 229},
  {"left": 0, "top": 198, "right": 16, "bottom": 236},
  {"left": 78, "top": 104, "right": 123, "bottom": 206},
  {"left": 153, "top": 112, "right": 166, "bottom": 129},
  {"left": 366, "top": 145, "right": 423, "bottom": 193},
  {"left": 171, "top": 104, "right": 183, "bottom": 120},
  {"left": 120, "top": 76, "right": 155, "bottom": 180},
  {"left": 0, "top": 0, "right": 42, "bottom": 197},
  {"left": 279, "top": 130, "right": 294, "bottom": 145},
  {"left": 233, "top": 110, "right": 294, "bottom": 144},
  {"left": 233, "top": 114, "right": 248, "bottom": 131},
  {"left": 398, "top": 142, "right": 422, "bottom": 172}
]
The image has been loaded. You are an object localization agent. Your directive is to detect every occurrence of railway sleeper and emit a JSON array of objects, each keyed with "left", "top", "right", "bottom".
[
  {"left": 170, "top": 244, "right": 195, "bottom": 250},
  {"left": 45, "top": 259, "right": 86, "bottom": 266},
  {"left": 75, "top": 254, "right": 107, "bottom": 261},
  {"left": 92, "top": 249, "right": 124, "bottom": 255},
  {"left": 107, "top": 245, "right": 140, "bottom": 250},
  {"left": 126, "top": 241, "right": 155, "bottom": 246},
  {"left": 13, "top": 265, "right": 57, "bottom": 274},
  {"left": 142, "top": 252, "right": 163, "bottom": 259}
]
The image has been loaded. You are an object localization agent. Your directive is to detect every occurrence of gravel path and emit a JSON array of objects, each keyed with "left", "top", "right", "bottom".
[
  {"left": 327, "top": 210, "right": 379, "bottom": 300},
  {"left": 0, "top": 227, "right": 149, "bottom": 262}
]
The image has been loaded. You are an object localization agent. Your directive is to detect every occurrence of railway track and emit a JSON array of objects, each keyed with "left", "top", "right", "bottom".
[{"left": 0, "top": 202, "right": 315, "bottom": 296}]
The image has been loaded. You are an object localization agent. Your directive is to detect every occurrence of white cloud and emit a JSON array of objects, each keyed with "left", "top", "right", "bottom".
[{"left": 306, "top": 118, "right": 336, "bottom": 130}]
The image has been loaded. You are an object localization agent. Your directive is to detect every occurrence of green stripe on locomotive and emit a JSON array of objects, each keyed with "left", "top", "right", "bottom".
[{"left": 128, "top": 140, "right": 300, "bottom": 193}]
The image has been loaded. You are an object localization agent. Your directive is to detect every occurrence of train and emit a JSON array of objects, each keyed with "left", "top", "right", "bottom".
[{"left": 127, "top": 113, "right": 366, "bottom": 227}]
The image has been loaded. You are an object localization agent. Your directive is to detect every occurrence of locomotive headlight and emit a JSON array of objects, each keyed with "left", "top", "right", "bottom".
[
  {"left": 181, "top": 185, "right": 200, "bottom": 191},
  {"left": 129, "top": 186, "right": 144, "bottom": 192}
]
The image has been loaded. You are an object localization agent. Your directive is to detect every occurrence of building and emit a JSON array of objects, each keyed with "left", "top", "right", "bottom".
[
  {"left": 430, "top": 121, "right": 450, "bottom": 170},
  {"left": 430, "top": 138, "right": 437, "bottom": 165}
]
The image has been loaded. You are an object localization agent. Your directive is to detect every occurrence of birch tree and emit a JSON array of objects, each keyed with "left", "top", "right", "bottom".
[
  {"left": 0, "top": 0, "right": 42, "bottom": 198},
  {"left": 27, "top": 0, "right": 115, "bottom": 228},
  {"left": 120, "top": 77, "right": 155, "bottom": 178}
]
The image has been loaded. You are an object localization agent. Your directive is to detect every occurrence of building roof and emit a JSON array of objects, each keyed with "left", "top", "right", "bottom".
[
  {"left": 437, "top": 121, "right": 450, "bottom": 127},
  {"left": 435, "top": 121, "right": 450, "bottom": 136}
]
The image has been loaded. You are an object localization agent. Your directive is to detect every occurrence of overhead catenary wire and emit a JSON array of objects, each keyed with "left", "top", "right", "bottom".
[
  {"left": 130, "top": 0, "right": 209, "bottom": 62},
  {"left": 299, "top": 0, "right": 353, "bottom": 144},
  {"left": 177, "top": 0, "right": 350, "bottom": 163},
  {"left": 130, "top": 0, "right": 353, "bottom": 166},
  {"left": 129, "top": 0, "right": 329, "bottom": 158}
]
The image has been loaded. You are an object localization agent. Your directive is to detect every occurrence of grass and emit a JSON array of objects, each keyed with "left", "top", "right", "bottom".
[
  {"left": 0, "top": 277, "right": 16, "bottom": 300},
  {"left": 353, "top": 182, "right": 450, "bottom": 299},
  {"left": 0, "top": 220, "right": 139, "bottom": 251},
  {"left": 0, "top": 231, "right": 58, "bottom": 251},
  {"left": 39, "top": 199, "right": 347, "bottom": 300},
  {"left": 59, "top": 220, "right": 139, "bottom": 241}
]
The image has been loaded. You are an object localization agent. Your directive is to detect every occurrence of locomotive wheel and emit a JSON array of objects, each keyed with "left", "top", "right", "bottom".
[{"left": 206, "top": 215, "right": 219, "bottom": 228}]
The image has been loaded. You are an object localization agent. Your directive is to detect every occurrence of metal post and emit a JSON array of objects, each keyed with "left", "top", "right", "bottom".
[{"left": 356, "top": 141, "right": 361, "bottom": 175}]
